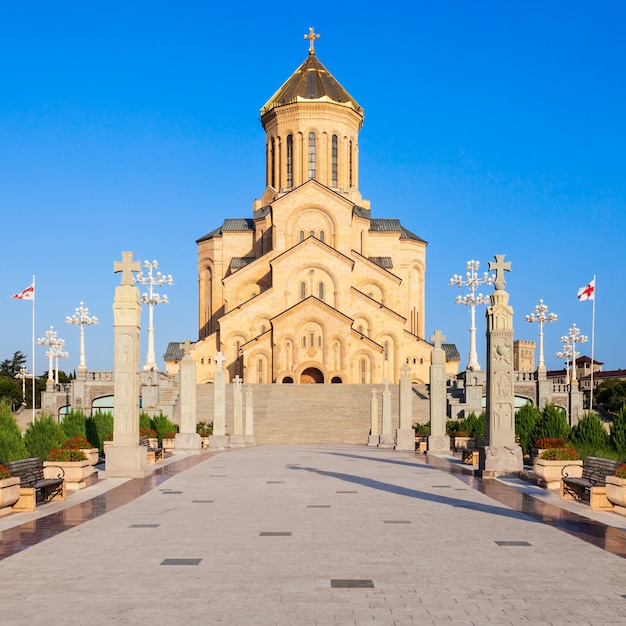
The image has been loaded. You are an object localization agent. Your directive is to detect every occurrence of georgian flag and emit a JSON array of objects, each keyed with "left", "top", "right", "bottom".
[
  {"left": 11, "top": 284, "right": 34, "bottom": 300},
  {"left": 577, "top": 278, "right": 595, "bottom": 301}
]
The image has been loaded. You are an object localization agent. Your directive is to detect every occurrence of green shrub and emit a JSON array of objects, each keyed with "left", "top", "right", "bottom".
[
  {"left": 464, "top": 411, "right": 486, "bottom": 438},
  {"left": 86, "top": 411, "right": 114, "bottom": 454},
  {"left": 139, "top": 412, "right": 152, "bottom": 431},
  {"left": 533, "top": 403, "right": 571, "bottom": 443},
  {"left": 610, "top": 405, "right": 626, "bottom": 457},
  {"left": 539, "top": 446, "right": 579, "bottom": 460},
  {"left": 61, "top": 409, "right": 87, "bottom": 440},
  {"left": 24, "top": 415, "right": 66, "bottom": 461},
  {"left": 570, "top": 412, "right": 609, "bottom": 453},
  {"left": 515, "top": 402, "right": 541, "bottom": 455},
  {"left": 413, "top": 423, "right": 430, "bottom": 436},
  {"left": 150, "top": 414, "right": 178, "bottom": 445},
  {"left": 0, "top": 401, "right": 29, "bottom": 461}
]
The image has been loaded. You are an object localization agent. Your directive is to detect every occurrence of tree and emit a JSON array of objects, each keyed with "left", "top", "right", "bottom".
[
  {"left": 0, "top": 401, "right": 29, "bottom": 461},
  {"left": 515, "top": 402, "right": 541, "bottom": 455},
  {"left": 533, "top": 403, "right": 571, "bottom": 442},
  {"left": 610, "top": 405, "right": 626, "bottom": 457},
  {"left": 594, "top": 379, "right": 626, "bottom": 414},
  {"left": 0, "top": 351, "right": 27, "bottom": 378}
]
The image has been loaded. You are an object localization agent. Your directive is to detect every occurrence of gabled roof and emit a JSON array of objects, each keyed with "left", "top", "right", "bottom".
[
  {"left": 197, "top": 218, "right": 254, "bottom": 243},
  {"left": 261, "top": 54, "right": 363, "bottom": 117},
  {"left": 163, "top": 341, "right": 186, "bottom": 362},
  {"left": 368, "top": 219, "right": 427, "bottom": 244},
  {"left": 442, "top": 344, "right": 460, "bottom": 362}
]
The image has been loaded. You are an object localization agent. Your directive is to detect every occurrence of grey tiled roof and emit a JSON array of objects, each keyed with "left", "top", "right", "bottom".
[
  {"left": 352, "top": 206, "right": 370, "bottom": 219},
  {"left": 401, "top": 226, "right": 427, "bottom": 244},
  {"left": 163, "top": 341, "right": 185, "bottom": 361},
  {"left": 368, "top": 256, "right": 393, "bottom": 269},
  {"left": 370, "top": 218, "right": 402, "bottom": 232},
  {"left": 231, "top": 257, "right": 255, "bottom": 269},
  {"left": 442, "top": 343, "right": 460, "bottom": 362},
  {"left": 222, "top": 218, "right": 254, "bottom": 231}
]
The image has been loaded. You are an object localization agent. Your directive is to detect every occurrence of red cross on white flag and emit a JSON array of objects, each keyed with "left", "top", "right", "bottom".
[
  {"left": 577, "top": 278, "right": 595, "bottom": 301},
  {"left": 11, "top": 284, "right": 34, "bottom": 300}
]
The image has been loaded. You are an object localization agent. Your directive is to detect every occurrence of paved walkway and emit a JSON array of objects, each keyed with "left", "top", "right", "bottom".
[{"left": 2, "top": 445, "right": 626, "bottom": 625}]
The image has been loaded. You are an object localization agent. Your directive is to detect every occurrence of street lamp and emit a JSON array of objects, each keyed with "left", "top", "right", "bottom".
[
  {"left": 525, "top": 299, "right": 558, "bottom": 370},
  {"left": 556, "top": 343, "right": 573, "bottom": 385},
  {"left": 15, "top": 367, "right": 32, "bottom": 406},
  {"left": 66, "top": 301, "right": 98, "bottom": 376},
  {"left": 134, "top": 259, "right": 173, "bottom": 371},
  {"left": 449, "top": 260, "right": 494, "bottom": 371},
  {"left": 560, "top": 324, "right": 588, "bottom": 384},
  {"left": 50, "top": 339, "right": 69, "bottom": 385},
  {"left": 38, "top": 326, "right": 58, "bottom": 382}
]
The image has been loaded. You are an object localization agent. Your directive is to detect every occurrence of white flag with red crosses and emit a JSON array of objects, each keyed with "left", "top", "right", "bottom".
[{"left": 577, "top": 278, "right": 595, "bottom": 301}]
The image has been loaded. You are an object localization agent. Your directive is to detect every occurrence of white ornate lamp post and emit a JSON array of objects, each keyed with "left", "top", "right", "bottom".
[
  {"left": 525, "top": 299, "right": 558, "bottom": 371},
  {"left": 556, "top": 343, "right": 573, "bottom": 384},
  {"left": 51, "top": 339, "right": 69, "bottom": 385},
  {"left": 560, "top": 324, "right": 588, "bottom": 384},
  {"left": 38, "top": 326, "right": 58, "bottom": 382},
  {"left": 66, "top": 301, "right": 98, "bottom": 377},
  {"left": 134, "top": 259, "right": 173, "bottom": 371},
  {"left": 15, "top": 367, "right": 32, "bottom": 406},
  {"left": 450, "top": 260, "right": 494, "bottom": 371}
]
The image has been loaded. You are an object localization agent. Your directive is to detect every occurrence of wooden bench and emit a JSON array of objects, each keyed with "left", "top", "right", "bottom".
[
  {"left": 5, "top": 457, "right": 66, "bottom": 512},
  {"left": 561, "top": 456, "right": 620, "bottom": 511},
  {"left": 140, "top": 436, "right": 164, "bottom": 463}
]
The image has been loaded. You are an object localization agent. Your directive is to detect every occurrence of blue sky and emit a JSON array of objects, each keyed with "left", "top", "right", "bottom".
[{"left": 1, "top": 2, "right": 624, "bottom": 376}]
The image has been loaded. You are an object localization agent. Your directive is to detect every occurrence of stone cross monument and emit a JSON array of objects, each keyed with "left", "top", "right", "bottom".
[
  {"left": 395, "top": 362, "right": 415, "bottom": 450},
  {"left": 368, "top": 388, "right": 380, "bottom": 446},
  {"left": 428, "top": 330, "right": 450, "bottom": 453},
  {"left": 379, "top": 379, "right": 394, "bottom": 449},
  {"left": 174, "top": 339, "right": 202, "bottom": 454},
  {"left": 480, "top": 254, "right": 523, "bottom": 476},
  {"left": 229, "top": 375, "right": 246, "bottom": 448},
  {"left": 209, "top": 351, "right": 230, "bottom": 448},
  {"left": 105, "top": 251, "right": 148, "bottom": 477},
  {"left": 245, "top": 385, "right": 256, "bottom": 445}
]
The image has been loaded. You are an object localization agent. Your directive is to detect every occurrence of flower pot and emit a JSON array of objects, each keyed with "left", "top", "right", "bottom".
[
  {"left": 606, "top": 475, "right": 626, "bottom": 511},
  {"left": 44, "top": 460, "right": 94, "bottom": 490},
  {"left": 162, "top": 438, "right": 175, "bottom": 450},
  {"left": 533, "top": 458, "right": 582, "bottom": 489},
  {"left": 80, "top": 448, "right": 99, "bottom": 465},
  {"left": 0, "top": 476, "right": 21, "bottom": 514}
]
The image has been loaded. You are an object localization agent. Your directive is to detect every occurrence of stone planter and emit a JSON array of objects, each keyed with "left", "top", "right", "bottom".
[
  {"left": 450, "top": 436, "right": 474, "bottom": 450},
  {"left": 44, "top": 460, "right": 94, "bottom": 490},
  {"left": 606, "top": 475, "right": 626, "bottom": 513},
  {"left": 0, "top": 476, "right": 21, "bottom": 515},
  {"left": 162, "top": 438, "right": 175, "bottom": 451},
  {"left": 80, "top": 448, "right": 99, "bottom": 465},
  {"left": 201, "top": 436, "right": 211, "bottom": 449},
  {"left": 148, "top": 437, "right": 159, "bottom": 449},
  {"left": 533, "top": 458, "right": 582, "bottom": 489}
]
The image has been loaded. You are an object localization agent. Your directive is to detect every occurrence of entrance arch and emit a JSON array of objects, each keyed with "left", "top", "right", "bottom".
[{"left": 300, "top": 367, "right": 324, "bottom": 384}]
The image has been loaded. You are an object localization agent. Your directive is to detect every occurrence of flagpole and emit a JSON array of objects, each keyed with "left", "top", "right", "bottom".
[
  {"left": 32, "top": 274, "right": 36, "bottom": 423},
  {"left": 590, "top": 274, "right": 596, "bottom": 414}
]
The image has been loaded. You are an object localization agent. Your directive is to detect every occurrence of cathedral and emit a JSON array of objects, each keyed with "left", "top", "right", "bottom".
[{"left": 165, "top": 30, "right": 455, "bottom": 385}]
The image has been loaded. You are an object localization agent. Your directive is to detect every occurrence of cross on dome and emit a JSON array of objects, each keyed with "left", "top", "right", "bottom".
[{"left": 304, "top": 27, "right": 320, "bottom": 55}]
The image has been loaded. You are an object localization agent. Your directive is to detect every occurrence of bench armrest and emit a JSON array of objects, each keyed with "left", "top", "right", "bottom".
[
  {"left": 42, "top": 464, "right": 65, "bottom": 480},
  {"left": 561, "top": 464, "right": 582, "bottom": 478}
]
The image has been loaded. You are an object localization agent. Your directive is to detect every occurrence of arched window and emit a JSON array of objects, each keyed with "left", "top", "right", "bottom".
[
  {"left": 286, "top": 134, "right": 293, "bottom": 188},
  {"left": 302, "top": 336, "right": 306, "bottom": 347},
  {"left": 270, "top": 137, "right": 275, "bottom": 188},
  {"left": 384, "top": 341, "right": 389, "bottom": 361},
  {"left": 308, "top": 132, "right": 316, "bottom": 179},
  {"left": 261, "top": 325, "right": 266, "bottom": 333},
  {"left": 318, "top": 282, "right": 324, "bottom": 300},
  {"left": 309, "top": 332, "right": 314, "bottom": 347},
  {"left": 331, "top": 134, "right": 338, "bottom": 187},
  {"left": 299, "top": 230, "right": 305, "bottom": 242},
  {"left": 349, "top": 140, "right": 353, "bottom": 188},
  {"left": 258, "top": 359, "right": 263, "bottom": 384},
  {"left": 317, "top": 335, "right": 322, "bottom": 347},
  {"left": 319, "top": 230, "right": 325, "bottom": 243},
  {"left": 360, "top": 358, "right": 366, "bottom": 384},
  {"left": 300, "top": 282, "right": 306, "bottom": 300}
]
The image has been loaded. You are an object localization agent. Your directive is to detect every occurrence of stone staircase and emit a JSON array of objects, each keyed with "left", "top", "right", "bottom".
[{"left": 194, "top": 383, "right": 430, "bottom": 445}]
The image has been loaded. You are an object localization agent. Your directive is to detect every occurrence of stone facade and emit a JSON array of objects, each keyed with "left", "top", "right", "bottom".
[{"left": 165, "top": 44, "right": 439, "bottom": 385}]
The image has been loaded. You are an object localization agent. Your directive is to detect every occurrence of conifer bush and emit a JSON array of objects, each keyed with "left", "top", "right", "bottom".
[
  {"left": 533, "top": 403, "right": 571, "bottom": 444},
  {"left": 61, "top": 409, "right": 87, "bottom": 440},
  {"left": 24, "top": 415, "right": 66, "bottom": 461},
  {"left": 570, "top": 412, "right": 610, "bottom": 456},
  {"left": 86, "top": 411, "right": 114, "bottom": 454},
  {"left": 0, "top": 401, "right": 29, "bottom": 461},
  {"left": 150, "top": 414, "right": 178, "bottom": 444},
  {"left": 610, "top": 405, "right": 626, "bottom": 457},
  {"left": 515, "top": 402, "right": 541, "bottom": 455}
]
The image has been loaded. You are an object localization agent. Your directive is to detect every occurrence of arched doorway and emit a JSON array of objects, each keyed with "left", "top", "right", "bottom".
[
  {"left": 282, "top": 376, "right": 294, "bottom": 384},
  {"left": 331, "top": 376, "right": 343, "bottom": 384},
  {"left": 300, "top": 367, "right": 324, "bottom": 384}
]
